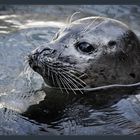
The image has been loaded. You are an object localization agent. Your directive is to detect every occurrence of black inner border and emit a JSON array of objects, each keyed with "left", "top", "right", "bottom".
[{"left": 0, "top": 0, "right": 139, "bottom": 5}]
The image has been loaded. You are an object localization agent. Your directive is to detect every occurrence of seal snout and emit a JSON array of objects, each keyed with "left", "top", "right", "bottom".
[
  {"left": 28, "top": 53, "right": 40, "bottom": 72},
  {"left": 28, "top": 46, "right": 57, "bottom": 73}
]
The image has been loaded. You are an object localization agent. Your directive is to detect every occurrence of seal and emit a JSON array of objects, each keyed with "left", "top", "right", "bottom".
[{"left": 28, "top": 17, "right": 140, "bottom": 93}]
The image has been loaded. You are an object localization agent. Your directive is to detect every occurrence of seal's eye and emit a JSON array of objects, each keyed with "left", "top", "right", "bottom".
[{"left": 76, "top": 42, "right": 95, "bottom": 54}]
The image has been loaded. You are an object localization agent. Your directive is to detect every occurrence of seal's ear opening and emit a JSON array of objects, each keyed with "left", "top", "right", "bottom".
[
  {"left": 129, "top": 73, "right": 136, "bottom": 79},
  {"left": 108, "top": 41, "right": 117, "bottom": 47}
]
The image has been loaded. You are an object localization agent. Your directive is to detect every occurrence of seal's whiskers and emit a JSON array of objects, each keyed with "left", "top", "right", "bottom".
[
  {"left": 59, "top": 74, "right": 77, "bottom": 95},
  {"left": 64, "top": 71, "right": 87, "bottom": 86},
  {"left": 80, "top": 17, "right": 104, "bottom": 35},
  {"left": 51, "top": 70, "right": 55, "bottom": 86},
  {"left": 44, "top": 64, "right": 65, "bottom": 93},
  {"left": 82, "top": 17, "right": 99, "bottom": 33},
  {"left": 23, "top": 62, "right": 29, "bottom": 73},
  {"left": 60, "top": 72, "right": 84, "bottom": 94},
  {"left": 58, "top": 75, "right": 70, "bottom": 94},
  {"left": 64, "top": 71, "right": 86, "bottom": 88},
  {"left": 54, "top": 73, "right": 64, "bottom": 94},
  {"left": 57, "top": 66, "right": 86, "bottom": 87},
  {"left": 68, "top": 11, "right": 81, "bottom": 24},
  {"left": 58, "top": 68, "right": 85, "bottom": 92},
  {"left": 44, "top": 63, "right": 83, "bottom": 95}
]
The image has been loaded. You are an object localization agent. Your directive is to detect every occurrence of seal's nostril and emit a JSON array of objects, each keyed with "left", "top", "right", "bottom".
[
  {"left": 28, "top": 53, "right": 39, "bottom": 66},
  {"left": 34, "top": 53, "right": 39, "bottom": 60},
  {"left": 32, "top": 66, "right": 40, "bottom": 72}
]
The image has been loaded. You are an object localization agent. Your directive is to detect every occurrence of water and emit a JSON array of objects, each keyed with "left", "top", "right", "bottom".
[{"left": 0, "top": 5, "right": 140, "bottom": 135}]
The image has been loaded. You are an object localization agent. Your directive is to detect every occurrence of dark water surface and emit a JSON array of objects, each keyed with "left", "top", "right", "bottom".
[{"left": 0, "top": 5, "right": 140, "bottom": 135}]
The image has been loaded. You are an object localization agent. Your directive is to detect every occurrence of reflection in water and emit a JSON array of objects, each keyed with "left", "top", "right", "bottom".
[
  {"left": 23, "top": 88, "right": 140, "bottom": 135},
  {"left": 0, "top": 5, "right": 140, "bottom": 135}
]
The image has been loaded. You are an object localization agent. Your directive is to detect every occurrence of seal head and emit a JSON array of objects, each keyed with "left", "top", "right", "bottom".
[{"left": 28, "top": 17, "right": 140, "bottom": 89}]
